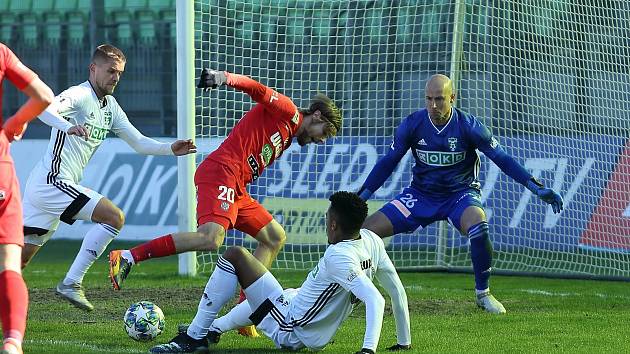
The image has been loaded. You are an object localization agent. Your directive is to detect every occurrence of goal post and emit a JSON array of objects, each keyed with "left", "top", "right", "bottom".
[
  {"left": 180, "top": 0, "right": 630, "bottom": 280},
  {"left": 176, "top": 0, "right": 197, "bottom": 276}
]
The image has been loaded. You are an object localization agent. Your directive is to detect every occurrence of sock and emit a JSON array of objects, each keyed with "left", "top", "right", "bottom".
[
  {"left": 468, "top": 221, "right": 492, "bottom": 291},
  {"left": 187, "top": 256, "right": 238, "bottom": 340},
  {"left": 0, "top": 270, "right": 28, "bottom": 346},
  {"left": 65, "top": 223, "right": 119, "bottom": 285},
  {"left": 130, "top": 234, "right": 176, "bottom": 263},
  {"left": 121, "top": 250, "right": 135, "bottom": 265},
  {"left": 211, "top": 300, "right": 254, "bottom": 333}
]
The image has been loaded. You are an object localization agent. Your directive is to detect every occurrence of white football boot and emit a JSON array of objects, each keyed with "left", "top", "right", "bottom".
[{"left": 476, "top": 290, "right": 506, "bottom": 314}]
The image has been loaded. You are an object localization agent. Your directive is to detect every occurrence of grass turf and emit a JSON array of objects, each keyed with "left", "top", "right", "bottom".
[{"left": 20, "top": 240, "right": 630, "bottom": 353}]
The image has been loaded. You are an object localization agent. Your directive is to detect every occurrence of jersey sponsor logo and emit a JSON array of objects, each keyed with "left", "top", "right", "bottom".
[
  {"left": 360, "top": 259, "right": 372, "bottom": 271},
  {"left": 310, "top": 264, "right": 319, "bottom": 278},
  {"left": 220, "top": 201, "right": 230, "bottom": 211},
  {"left": 291, "top": 111, "right": 299, "bottom": 125},
  {"left": 417, "top": 150, "right": 466, "bottom": 166},
  {"left": 347, "top": 269, "right": 358, "bottom": 282},
  {"left": 490, "top": 137, "right": 499, "bottom": 149},
  {"left": 418, "top": 138, "right": 428, "bottom": 146},
  {"left": 85, "top": 122, "right": 109, "bottom": 141},
  {"left": 448, "top": 137, "right": 458, "bottom": 151},
  {"left": 275, "top": 294, "right": 289, "bottom": 307},
  {"left": 270, "top": 131, "right": 283, "bottom": 159},
  {"left": 260, "top": 144, "right": 274, "bottom": 167},
  {"left": 247, "top": 154, "right": 260, "bottom": 181}
]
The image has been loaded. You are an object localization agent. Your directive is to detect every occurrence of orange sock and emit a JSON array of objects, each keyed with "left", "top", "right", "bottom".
[{"left": 0, "top": 271, "right": 28, "bottom": 347}]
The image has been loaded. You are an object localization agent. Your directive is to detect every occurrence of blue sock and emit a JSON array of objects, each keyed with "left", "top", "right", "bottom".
[{"left": 468, "top": 221, "right": 492, "bottom": 291}]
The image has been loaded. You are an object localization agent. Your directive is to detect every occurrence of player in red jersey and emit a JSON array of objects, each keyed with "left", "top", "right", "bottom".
[
  {"left": 109, "top": 69, "right": 342, "bottom": 335},
  {"left": 0, "top": 43, "right": 54, "bottom": 354}
]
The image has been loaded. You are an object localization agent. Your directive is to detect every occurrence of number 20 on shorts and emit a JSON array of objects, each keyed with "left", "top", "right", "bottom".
[{"left": 218, "top": 186, "right": 235, "bottom": 203}]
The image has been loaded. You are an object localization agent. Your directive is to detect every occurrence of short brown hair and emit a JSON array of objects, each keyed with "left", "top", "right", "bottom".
[
  {"left": 91, "top": 44, "right": 126, "bottom": 64},
  {"left": 301, "top": 93, "right": 342, "bottom": 137}
]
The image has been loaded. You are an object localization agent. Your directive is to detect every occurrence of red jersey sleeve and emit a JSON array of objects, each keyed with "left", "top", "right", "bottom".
[
  {"left": 225, "top": 72, "right": 299, "bottom": 123},
  {"left": 1, "top": 44, "right": 37, "bottom": 90}
]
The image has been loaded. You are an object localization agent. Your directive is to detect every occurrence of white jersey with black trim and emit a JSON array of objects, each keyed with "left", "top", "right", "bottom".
[
  {"left": 286, "top": 228, "right": 388, "bottom": 350},
  {"left": 38, "top": 81, "right": 130, "bottom": 183}
]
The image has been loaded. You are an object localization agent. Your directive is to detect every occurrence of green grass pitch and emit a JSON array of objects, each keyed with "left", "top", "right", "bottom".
[{"left": 21, "top": 240, "right": 629, "bottom": 353}]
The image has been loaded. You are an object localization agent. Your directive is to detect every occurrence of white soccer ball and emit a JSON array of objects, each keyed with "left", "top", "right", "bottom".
[{"left": 123, "top": 301, "right": 165, "bottom": 341}]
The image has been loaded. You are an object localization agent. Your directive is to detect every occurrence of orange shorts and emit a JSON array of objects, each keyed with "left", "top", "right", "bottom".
[
  {"left": 0, "top": 159, "right": 24, "bottom": 246},
  {"left": 194, "top": 160, "right": 272, "bottom": 237}
]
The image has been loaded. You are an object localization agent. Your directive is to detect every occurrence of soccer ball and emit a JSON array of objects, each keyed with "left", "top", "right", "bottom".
[{"left": 123, "top": 301, "right": 165, "bottom": 341}]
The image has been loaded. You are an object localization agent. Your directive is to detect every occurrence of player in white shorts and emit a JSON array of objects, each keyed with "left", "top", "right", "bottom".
[
  {"left": 20, "top": 44, "right": 196, "bottom": 311},
  {"left": 150, "top": 191, "right": 412, "bottom": 353}
]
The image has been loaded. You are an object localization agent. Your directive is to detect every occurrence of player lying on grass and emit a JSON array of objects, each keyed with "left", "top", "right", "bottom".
[
  {"left": 20, "top": 44, "right": 196, "bottom": 312},
  {"left": 109, "top": 69, "right": 342, "bottom": 336},
  {"left": 150, "top": 191, "right": 411, "bottom": 353},
  {"left": 358, "top": 74, "right": 563, "bottom": 314}
]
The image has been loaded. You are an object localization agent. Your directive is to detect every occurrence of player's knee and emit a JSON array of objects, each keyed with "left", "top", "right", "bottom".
[
  {"left": 267, "top": 229, "right": 286, "bottom": 251},
  {"left": 102, "top": 206, "right": 125, "bottom": 230},
  {"left": 223, "top": 246, "right": 248, "bottom": 263},
  {"left": 198, "top": 228, "right": 225, "bottom": 252}
]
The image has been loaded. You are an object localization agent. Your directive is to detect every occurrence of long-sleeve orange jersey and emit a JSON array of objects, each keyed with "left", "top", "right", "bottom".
[{"left": 204, "top": 72, "right": 303, "bottom": 186}]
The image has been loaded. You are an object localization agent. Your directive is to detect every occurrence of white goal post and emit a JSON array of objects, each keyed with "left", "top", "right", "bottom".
[{"left": 178, "top": 0, "right": 630, "bottom": 280}]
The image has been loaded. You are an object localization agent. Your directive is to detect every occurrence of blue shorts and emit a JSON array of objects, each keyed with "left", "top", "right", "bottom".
[{"left": 380, "top": 186, "right": 483, "bottom": 235}]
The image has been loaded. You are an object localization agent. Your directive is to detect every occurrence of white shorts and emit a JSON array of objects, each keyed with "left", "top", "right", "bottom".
[
  {"left": 22, "top": 172, "right": 103, "bottom": 246},
  {"left": 245, "top": 273, "right": 304, "bottom": 351}
]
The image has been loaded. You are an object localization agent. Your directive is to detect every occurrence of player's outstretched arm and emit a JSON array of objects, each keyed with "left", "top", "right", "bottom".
[
  {"left": 3, "top": 77, "right": 53, "bottom": 141},
  {"left": 38, "top": 103, "right": 89, "bottom": 139},
  {"left": 375, "top": 254, "right": 412, "bottom": 351},
  {"left": 113, "top": 115, "right": 195, "bottom": 156},
  {"left": 525, "top": 177, "right": 563, "bottom": 213},
  {"left": 350, "top": 276, "right": 385, "bottom": 353}
]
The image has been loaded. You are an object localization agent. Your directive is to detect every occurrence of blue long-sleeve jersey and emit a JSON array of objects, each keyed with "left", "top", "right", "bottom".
[{"left": 361, "top": 107, "right": 533, "bottom": 198}]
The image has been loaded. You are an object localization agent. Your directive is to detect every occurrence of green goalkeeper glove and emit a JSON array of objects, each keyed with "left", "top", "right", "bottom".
[
  {"left": 526, "top": 177, "right": 564, "bottom": 214},
  {"left": 197, "top": 68, "right": 227, "bottom": 90}
]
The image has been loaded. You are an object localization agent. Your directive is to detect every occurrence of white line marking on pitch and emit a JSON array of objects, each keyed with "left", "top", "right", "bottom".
[{"left": 24, "top": 339, "right": 146, "bottom": 353}]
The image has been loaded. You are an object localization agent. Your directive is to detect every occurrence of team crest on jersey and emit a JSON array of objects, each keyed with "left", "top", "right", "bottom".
[
  {"left": 103, "top": 111, "right": 112, "bottom": 126},
  {"left": 448, "top": 137, "right": 458, "bottom": 151}
]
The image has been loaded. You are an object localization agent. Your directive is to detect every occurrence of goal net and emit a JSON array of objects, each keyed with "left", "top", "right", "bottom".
[{"left": 188, "top": 0, "right": 630, "bottom": 279}]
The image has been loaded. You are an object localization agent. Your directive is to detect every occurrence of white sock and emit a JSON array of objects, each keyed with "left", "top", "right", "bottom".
[
  {"left": 211, "top": 300, "right": 254, "bottom": 333},
  {"left": 476, "top": 288, "right": 490, "bottom": 295},
  {"left": 121, "top": 250, "right": 135, "bottom": 264},
  {"left": 64, "top": 223, "right": 119, "bottom": 285},
  {"left": 187, "top": 256, "right": 238, "bottom": 340}
]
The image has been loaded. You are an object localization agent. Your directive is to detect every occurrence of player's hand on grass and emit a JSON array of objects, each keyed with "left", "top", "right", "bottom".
[
  {"left": 526, "top": 177, "right": 563, "bottom": 214},
  {"left": 387, "top": 343, "right": 412, "bottom": 351},
  {"left": 67, "top": 124, "right": 89, "bottom": 140},
  {"left": 355, "top": 348, "right": 375, "bottom": 354},
  {"left": 171, "top": 139, "right": 197, "bottom": 156},
  {"left": 197, "top": 68, "right": 227, "bottom": 90}
]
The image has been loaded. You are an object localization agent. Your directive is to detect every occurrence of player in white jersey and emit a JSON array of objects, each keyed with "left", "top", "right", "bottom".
[
  {"left": 150, "top": 191, "right": 412, "bottom": 354},
  {"left": 19, "top": 44, "right": 196, "bottom": 311}
]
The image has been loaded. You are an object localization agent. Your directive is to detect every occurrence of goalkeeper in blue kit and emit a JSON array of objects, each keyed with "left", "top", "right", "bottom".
[{"left": 358, "top": 74, "right": 563, "bottom": 313}]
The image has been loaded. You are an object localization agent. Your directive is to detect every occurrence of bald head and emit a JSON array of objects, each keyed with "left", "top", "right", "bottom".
[
  {"left": 425, "top": 74, "right": 453, "bottom": 96},
  {"left": 425, "top": 74, "right": 455, "bottom": 124}
]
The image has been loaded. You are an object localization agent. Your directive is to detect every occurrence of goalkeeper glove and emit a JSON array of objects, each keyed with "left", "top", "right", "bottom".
[
  {"left": 197, "top": 69, "right": 227, "bottom": 90},
  {"left": 526, "top": 177, "right": 563, "bottom": 214},
  {"left": 387, "top": 344, "right": 412, "bottom": 351},
  {"left": 355, "top": 349, "right": 376, "bottom": 354}
]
